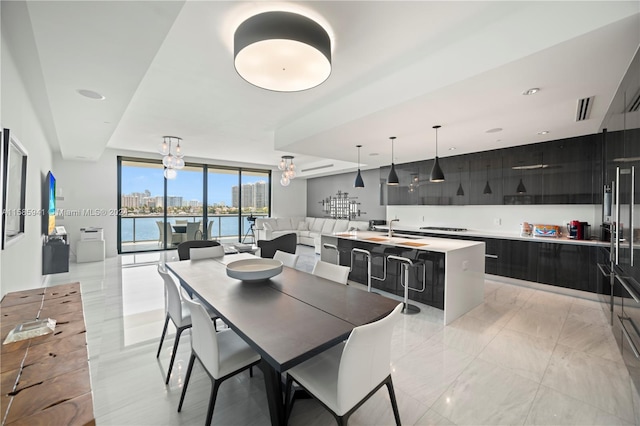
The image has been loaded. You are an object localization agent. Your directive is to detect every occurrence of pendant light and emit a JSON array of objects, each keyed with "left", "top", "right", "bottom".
[
  {"left": 387, "top": 136, "right": 399, "bottom": 185},
  {"left": 456, "top": 167, "right": 464, "bottom": 196},
  {"left": 430, "top": 125, "right": 445, "bottom": 182},
  {"left": 516, "top": 161, "right": 527, "bottom": 193},
  {"left": 483, "top": 165, "right": 492, "bottom": 194},
  {"left": 354, "top": 145, "right": 365, "bottom": 188}
]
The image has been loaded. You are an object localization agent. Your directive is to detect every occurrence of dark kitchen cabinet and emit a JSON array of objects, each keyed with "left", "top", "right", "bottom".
[
  {"left": 536, "top": 243, "right": 596, "bottom": 292},
  {"left": 502, "top": 145, "right": 543, "bottom": 205},
  {"left": 540, "top": 135, "right": 602, "bottom": 204},
  {"left": 469, "top": 152, "right": 503, "bottom": 205},
  {"left": 499, "top": 239, "right": 539, "bottom": 281}
]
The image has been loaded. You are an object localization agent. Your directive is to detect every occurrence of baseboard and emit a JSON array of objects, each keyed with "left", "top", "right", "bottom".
[{"left": 485, "top": 273, "right": 601, "bottom": 303}]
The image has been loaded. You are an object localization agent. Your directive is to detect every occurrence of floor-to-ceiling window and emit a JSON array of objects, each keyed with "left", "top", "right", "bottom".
[{"left": 118, "top": 158, "right": 270, "bottom": 253}]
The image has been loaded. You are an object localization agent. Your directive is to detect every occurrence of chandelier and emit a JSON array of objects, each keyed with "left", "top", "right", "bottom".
[
  {"left": 158, "top": 136, "right": 185, "bottom": 179},
  {"left": 278, "top": 155, "right": 296, "bottom": 186}
]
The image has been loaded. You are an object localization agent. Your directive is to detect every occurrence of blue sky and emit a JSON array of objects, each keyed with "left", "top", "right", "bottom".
[{"left": 121, "top": 166, "right": 267, "bottom": 205}]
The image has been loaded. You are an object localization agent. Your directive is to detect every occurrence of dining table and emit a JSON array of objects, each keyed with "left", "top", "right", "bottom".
[{"left": 166, "top": 253, "right": 400, "bottom": 426}]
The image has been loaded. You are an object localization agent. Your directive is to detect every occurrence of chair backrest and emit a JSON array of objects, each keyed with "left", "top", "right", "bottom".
[
  {"left": 273, "top": 250, "right": 299, "bottom": 268},
  {"left": 156, "top": 221, "right": 164, "bottom": 238},
  {"left": 207, "top": 220, "right": 215, "bottom": 240},
  {"left": 190, "top": 245, "right": 225, "bottom": 260},
  {"left": 186, "top": 222, "right": 201, "bottom": 240},
  {"left": 257, "top": 233, "right": 297, "bottom": 259},
  {"left": 177, "top": 240, "right": 221, "bottom": 260},
  {"left": 183, "top": 297, "right": 221, "bottom": 378},
  {"left": 337, "top": 303, "right": 403, "bottom": 414},
  {"left": 175, "top": 219, "right": 188, "bottom": 225},
  {"left": 312, "top": 260, "right": 350, "bottom": 285},
  {"left": 157, "top": 265, "right": 185, "bottom": 325}
]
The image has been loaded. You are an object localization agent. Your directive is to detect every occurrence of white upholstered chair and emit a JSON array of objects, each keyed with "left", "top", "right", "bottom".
[
  {"left": 156, "top": 265, "right": 194, "bottom": 384},
  {"left": 312, "top": 260, "right": 350, "bottom": 285},
  {"left": 178, "top": 297, "right": 261, "bottom": 425},
  {"left": 186, "top": 221, "right": 201, "bottom": 241},
  {"left": 190, "top": 245, "right": 225, "bottom": 260},
  {"left": 274, "top": 250, "right": 299, "bottom": 269},
  {"left": 285, "top": 303, "right": 403, "bottom": 426}
]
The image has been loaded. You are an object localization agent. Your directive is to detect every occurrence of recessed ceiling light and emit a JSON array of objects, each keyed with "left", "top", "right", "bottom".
[
  {"left": 486, "top": 128, "right": 503, "bottom": 133},
  {"left": 538, "top": 130, "right": 550, "bottom": 135},
  {"left": 522, "top": 88, "right": 540, "bottom": 96},
  {"left": 77, "top": 89, "right": 105, "bottom": 100},
  {"left": 448, "top": 147, "right": 456, "bottom": 151}
]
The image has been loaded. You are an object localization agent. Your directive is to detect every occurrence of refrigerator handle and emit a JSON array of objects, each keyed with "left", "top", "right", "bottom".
[
  {"left": 632, "top": 166, "right": 635, "bottom": 266},
  {"left": 617, "top": 167, "right": 621, "bottom": 265}
]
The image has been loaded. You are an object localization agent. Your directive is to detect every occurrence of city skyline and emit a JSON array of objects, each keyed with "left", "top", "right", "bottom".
[{"left": 121, "top": 165, "right": 269, "bottom": 206}]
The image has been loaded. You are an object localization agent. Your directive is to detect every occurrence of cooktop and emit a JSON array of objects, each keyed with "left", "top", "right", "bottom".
[{"left": 420, "top": 226, "right": 468, "bottom": 232}]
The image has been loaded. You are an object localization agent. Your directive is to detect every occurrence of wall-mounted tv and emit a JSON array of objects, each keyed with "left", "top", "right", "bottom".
[{"left": 44, "top": 171, "right": 56, "bottom": 235}]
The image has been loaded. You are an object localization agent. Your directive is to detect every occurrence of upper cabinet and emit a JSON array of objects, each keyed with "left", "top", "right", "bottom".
[{"left": 381, "top": 134, "right": 603, "bottom": 206}]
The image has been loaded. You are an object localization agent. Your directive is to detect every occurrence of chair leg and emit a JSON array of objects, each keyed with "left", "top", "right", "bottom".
[
  {"left": 177, "top": 353, "right": 196, "bottom": 412},
  {"left": 386, "top": 377, "right": 402, "bottom": 426},
  {"left": 156, "top": 315, "right": 170, "bottom": 358},
  {"left": 205, "top": 379, "right": 221, "bottom": 426},
  {"left": 165, "top": 326, "right": 187, "bottom": 384}
]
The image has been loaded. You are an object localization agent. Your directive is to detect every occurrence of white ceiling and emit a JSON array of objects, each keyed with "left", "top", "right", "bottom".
[{"left": 3, "top": 1, "right": 640, "bottom": 178}]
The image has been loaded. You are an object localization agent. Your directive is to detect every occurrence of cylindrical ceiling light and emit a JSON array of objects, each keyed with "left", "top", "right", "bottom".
[
  {"left": 430, "top": 125, "right": 445, "bottom": 182},
  {"left": 387, "top": 137, "right": 399, "bottom": 185},
  {"left": 354, "top": 145, "right": 365, "bottom": 188},
  {"left": 234, "top": 11, "right": 332, "bottom": 92}
]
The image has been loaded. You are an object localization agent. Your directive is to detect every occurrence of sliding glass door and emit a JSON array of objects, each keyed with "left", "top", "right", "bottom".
[{"left": 118, "top": 158, "right": 271, "bottom": 253}]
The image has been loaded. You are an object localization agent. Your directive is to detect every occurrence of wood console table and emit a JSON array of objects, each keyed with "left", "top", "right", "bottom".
[{"left": 0, "top": 282, "right": 94, "bottom": 425}]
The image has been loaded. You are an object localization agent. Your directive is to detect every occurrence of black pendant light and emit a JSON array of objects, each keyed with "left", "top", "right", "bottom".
[
  {"left": 516, "top": 161, "right": 527, "bottom": 193},
  {"left": 387, "top": 136, "right": 399, "bottom": 185},
  {"left": 516, "top": 178, "right": 527, "bottom": 194},
  {"left": 456, "top": 166, "right": 464, "bottom": 196},
  {"left": 483, "top": 165, "right": 492, "bottom": 194},
  {"left": 430, "top": 125, "right": 445, "bottom": 182},
  {"left": 354, "top": 144, "right": 365, "bottom": 188}
]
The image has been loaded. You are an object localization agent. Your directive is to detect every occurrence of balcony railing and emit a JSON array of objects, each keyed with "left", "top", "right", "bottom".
[{"left": 120, "top": 214, "right": 267, "bottom": 244}]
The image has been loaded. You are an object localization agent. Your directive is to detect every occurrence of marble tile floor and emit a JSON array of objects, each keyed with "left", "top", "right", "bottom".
[{"left": 45, "top": 246, "right": 640, "bottom": 425}]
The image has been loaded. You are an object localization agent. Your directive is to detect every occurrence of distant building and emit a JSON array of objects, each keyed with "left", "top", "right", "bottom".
[
  {"left": 231, "top": 181, "right": 269, "bottom": 209},
  {"left": 121, "top": 194, "right": 139, "bottom": 208}
]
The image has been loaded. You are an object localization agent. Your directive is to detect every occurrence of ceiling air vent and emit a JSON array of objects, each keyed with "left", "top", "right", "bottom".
[
  {"left": 301, "top": 164, "right": 334, "bottom": 173},
  {"left": 575, "top": 96, "right": 594, "bottom": 121},
  {"left": 626, "top": 88, "right": 640, "bottom": 113}
]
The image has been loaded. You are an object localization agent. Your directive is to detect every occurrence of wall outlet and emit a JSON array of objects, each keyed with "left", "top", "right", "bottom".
[{"left": 494, "top": 218, "right": 502, "bottom": 225}]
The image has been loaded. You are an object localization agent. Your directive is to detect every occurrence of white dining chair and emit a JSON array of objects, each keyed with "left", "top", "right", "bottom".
[
  {"left": 178, "top": 297, "right": 261, "bottom": 426},
  {"left": 284, "top": 303, "right": 403, "bottom": 426},
  {"left": 156, "top": 265, "right": 194, "bottom": 384},
  {"left": 190, "top": 245, "right": 225, "bottom": 260},
  {"left": 312, "top": 260, "right": 350, "bottom": 285},
  {"left": 274, "top": 250, "right": 299, "bottom": 269}
]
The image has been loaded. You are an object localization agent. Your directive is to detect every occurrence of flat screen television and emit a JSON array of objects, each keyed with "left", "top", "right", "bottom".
[{"left": 45, "top": 171, "right": 56, "bottom": 235}]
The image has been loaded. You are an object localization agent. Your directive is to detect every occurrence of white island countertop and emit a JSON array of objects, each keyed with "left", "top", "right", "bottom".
[{"left": 327, "top": 230, "right": 484, "bottom": 253}]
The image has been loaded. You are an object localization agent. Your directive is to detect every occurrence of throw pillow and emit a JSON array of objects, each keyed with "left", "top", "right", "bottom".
[{"left": 297, "top": 222, "right": 308, "bottom": 231}]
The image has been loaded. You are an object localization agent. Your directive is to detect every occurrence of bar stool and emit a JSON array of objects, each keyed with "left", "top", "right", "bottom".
[
  {"left": 350, "top": 248, "right": 386, "bottom": 293},
  {"left": 323, "top": 243, "right": 340, "bottom": 264},
  {"left": 386, "top": 255, "right": 425, "bottom": 315}
]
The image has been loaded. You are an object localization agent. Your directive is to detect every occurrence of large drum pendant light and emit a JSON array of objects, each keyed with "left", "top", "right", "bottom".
[
  {"left": 430, "top": 125, "right": 445, "bottom": 182},
  {"left": 234, "top": 11, "right": 332, "bottom": 92}
]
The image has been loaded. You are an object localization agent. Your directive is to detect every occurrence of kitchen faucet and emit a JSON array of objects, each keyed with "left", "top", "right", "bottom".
[{"left": 389, "top": 219, "right": 400, "bottom": 238}]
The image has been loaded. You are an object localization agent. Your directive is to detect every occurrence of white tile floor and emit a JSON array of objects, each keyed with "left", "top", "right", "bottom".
[{"left": 47, "top": 246, "right": 640, "bottom": 425}]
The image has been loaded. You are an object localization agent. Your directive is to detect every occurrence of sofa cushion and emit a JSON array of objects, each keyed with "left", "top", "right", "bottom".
[
  {"left": 263, "top": 222, "right": 273, "bottom": 231},
  {"left": 298, "top": 230, "right": 312, "bottom": 238},
  {"left": 321, "top": 220, "right": 335, "bottom": 234},
  {"left": 310, "top": 218, "right": 325, "bottom": 233},
  {"left": 276, "top": 218, "right": 293, "bottom": 230},
  {"left": 296, "top": 222, "right": 308, "bottom": 231},
  {"left": 333, "top": 219, "right": 349, "bottom": 233}
]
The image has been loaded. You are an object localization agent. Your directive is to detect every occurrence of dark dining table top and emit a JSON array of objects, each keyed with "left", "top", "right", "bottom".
[{"left": 166, "top": 256, "right": 399, "bottom": 372}]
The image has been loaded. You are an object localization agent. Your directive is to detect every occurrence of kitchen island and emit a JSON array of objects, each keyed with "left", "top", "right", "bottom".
[{"left": 321, "top": 231, "right": 485, "bottom": 325}]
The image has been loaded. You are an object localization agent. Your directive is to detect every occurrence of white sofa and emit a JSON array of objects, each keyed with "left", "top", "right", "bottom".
[{"left": 255, "top": 217, "right": 369, "bottom": 253}]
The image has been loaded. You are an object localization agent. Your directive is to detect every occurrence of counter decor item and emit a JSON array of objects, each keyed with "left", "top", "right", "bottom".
[
  {"left": 520, "top": 222, "right": 532, "bottom": 237},
  {"left": 532, "top": 224, "right": 560, "bottom": 237},
  {"left": 226, "top": 258, "right": 283, "bottom": 282}
]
